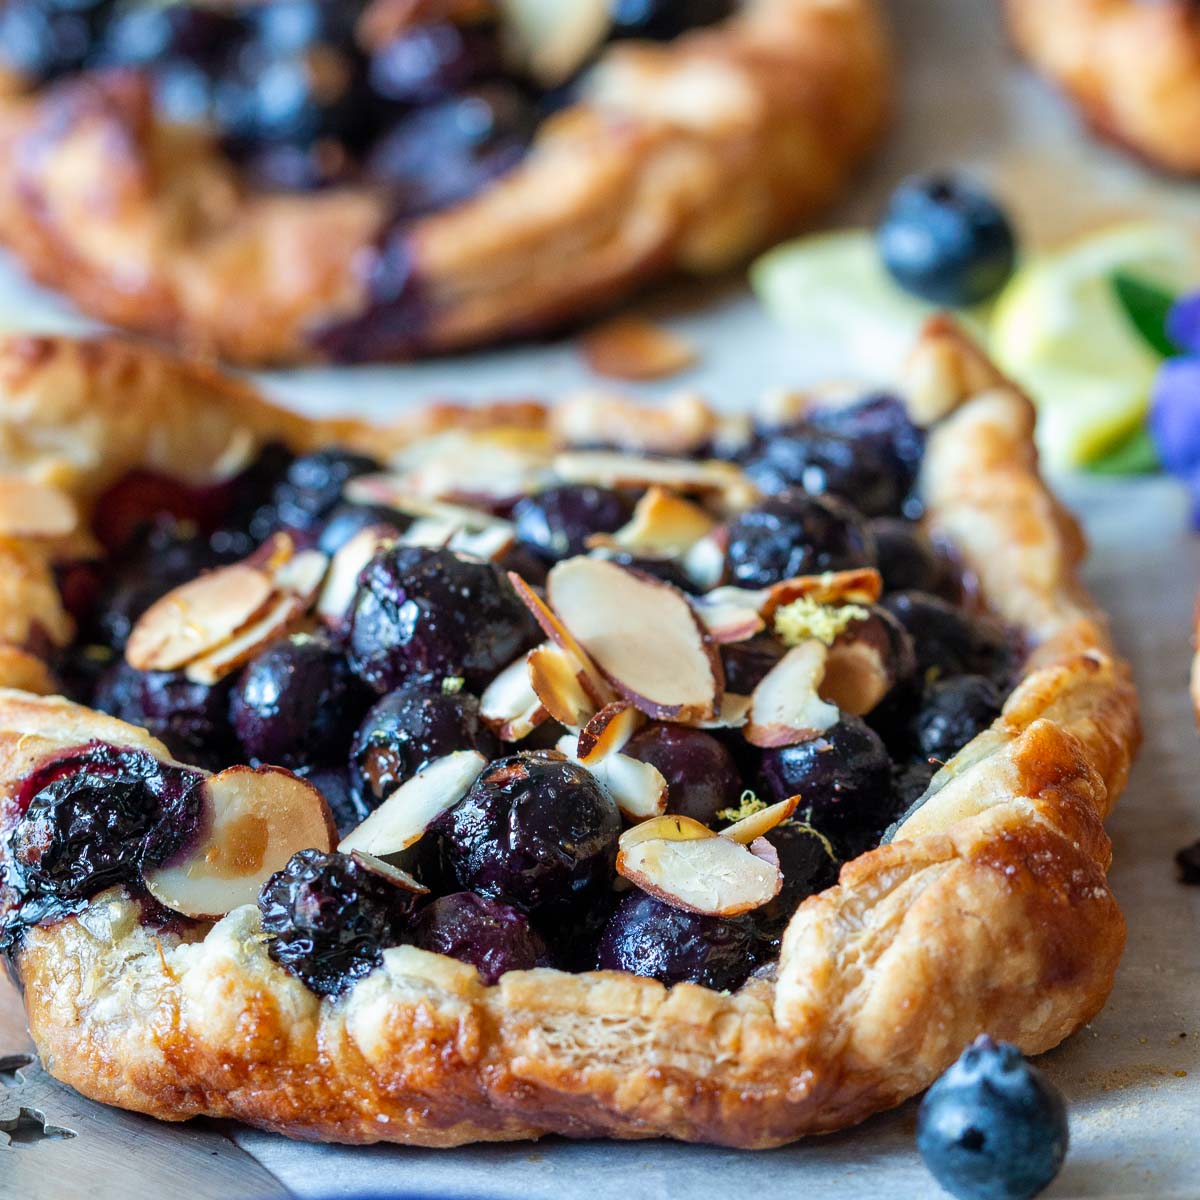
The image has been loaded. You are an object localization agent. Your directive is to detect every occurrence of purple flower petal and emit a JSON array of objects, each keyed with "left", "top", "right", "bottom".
[
  {"left": 1167, "top": 292, "right": 1200, "bottom": 356},
  {"left": 1150, "top": 355, "right": 1200, "bottom": 476}
]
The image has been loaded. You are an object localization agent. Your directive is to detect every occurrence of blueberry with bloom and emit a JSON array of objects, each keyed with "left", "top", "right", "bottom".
[{"left": 1150, "top": 290, "right": 1200, "bottom": 520}]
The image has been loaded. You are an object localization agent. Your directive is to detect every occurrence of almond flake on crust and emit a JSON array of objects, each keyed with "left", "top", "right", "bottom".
[
  {"left": 338, "top": 750, "right": 487, "bottom": 858},
  {"left": 480, "top": 652, "right": 548, "bottom": 741},
  {"left": 552, "top": 451, "right": 758, "bottom": 513},
  {"left": 0, "top": 478, "right": 78, "bottom": 538},
  {"left": 580, "top": 316, "right": 698, "bottom": 381},
  {"left": 744, "top": 640, "right": 839, "bottom": 748},
  {"left": 587, "top": 486, "right": 716, "bottom": 558},
  {"left": 547, "top": 556, "right": 723, "bottom": 722},
  {"left": 144, "top": 766, "right": 336, "bottom": 919}
]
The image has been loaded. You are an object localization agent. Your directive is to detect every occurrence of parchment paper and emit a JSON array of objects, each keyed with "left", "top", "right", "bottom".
[{"left": 0, "top": 0, "right": 1198, "bottom": 1195}]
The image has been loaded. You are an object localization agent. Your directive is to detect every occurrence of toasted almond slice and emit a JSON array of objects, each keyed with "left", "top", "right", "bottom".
[
  {"left": 183, "top": 593, "right": 307, "bottom": 686},
  {"left": 390, "top": 429, "right": 553, "bottom": 504},
  {"left": 338, "top": 750, "right": 486, "bottom": 857},
  {"left": 747, "top": 836, "right": 781, "bottom": 871},
  {"left": 144, "top": 766, "right": 335, "bottom": 919},
  {"left": 343, "top": 478, "right": 514, "bottom": 533},
  {"left": 317, "top": 525, "right": 396, "bottom": 624},
  {"left": 500, "top": 0, "right": 610, "bottom": 87},
  {"left": 588, "top": 486, "right": 715, "bottom": 558},
  {"left": 551, "top": 390, "right": 716, "bottom": 456},
  {"left": 126, "top": 563, "right": 275, "bottom": 672},
  {"left": 547, "top": 557, "right": 722, "bottom": 722},
  {"left": 528, "top": 643, "right": 596, "bottom": 728},
  {"left": 553, "top": 452, "right": 758, "bottom": 513},
  {"left": 695, "top": 692, "right": 753, "bottom": 730},
  {"left": 718, "top": 796, "right": 799, "bottom": 844},
  {"left": 618, "top": 834, "right": 782, "bottom": 916},
  {"left": 580, "top": 317, "right": 697, "bottom": 381},
  {"left": 273, "top": 547, "right": 328, "bottom": 602},
  {"left": 576, "top": 702, "right": 644, "bottom": 764},
  {"left": 744, "top": 641, "right": 839, "bottom": 748},
  {"left": 400, "top": 516, "right": 458, "bottom": 548},
  {"left": 617, "top": 812, "right": 714, "bottom": 852},
  {"left": 449, "top": 524, "right": 516, "bottom": 562},
  {"left": 480, "top": 652, "right": 548, "bottom": 741},
  {"left": 821, "top": 638, "right": 892, "bottom": 716},
  {"left": 508, "top": 572, "right": 613, "bottom": 706},
  {"left": 691, "top": 586, "right": 769, "bottom": 644},
  {"left": 349, "top": 850, "right": 429, "bottom": 895},
  {"left": 0, "top": 478, "right": 78, "bottom": 537},
  {"left": 557, "top": 734, "right": 667, "bottom": 823}
]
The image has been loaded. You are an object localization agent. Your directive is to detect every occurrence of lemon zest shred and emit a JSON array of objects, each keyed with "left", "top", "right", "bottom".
[
  {"left": 716, "top": 789, "right": 766, "bottom": 823},
  {"left": 773, "top": 597, "right": 868, "bottom": 647}
]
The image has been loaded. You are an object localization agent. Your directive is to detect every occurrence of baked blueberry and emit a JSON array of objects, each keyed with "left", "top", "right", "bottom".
[
  {"left": 7, "top": 745, "right": 202, "bottom": 912},
  {"left": 296, "top": 765, "right": 368, "bottom": 839},
  {"left": 435, "top": 752, "right": 620, "bottom": 918},
  {"left": 722, "top": 491, "right": 876, "bottom": 588},
  {"left": 601, "top": 551, "right": 696, "bottom": 593},
  {"left": 316, "top": 503, "right": 405, "bottom": 555},
  {"left": 719, "top": 636, "right": 787, "bottom": 695},
  {"left": 0, "top": 0, "right": 109, "bottom": 80},
  {"left": 916, "top": 675, "right": 1003, "bottom": 763},
  {"left": 758, "top": 715, "right": 894, "bottom": 858},
  {"left": 871, "top": 518, "right": 943, "bottom": 594},
  {"left": 258, "top": 848, "right": 417, "bottom": 996},
  {"left": 349, "top": 680, "right": 500, "bottom": 807},
  {"left": 512, "top": 485, "right": 637, "bottom": 564},
  {"left": 892, "top": 758, "right": 938, "bottom": 816},
  {"left": 623, "top": 724, "right": 742, "bottom": 825},
  {"left": 94, "top": 661, "right": 237, "bottom": 771},
  {"left": 917, "top": 1035, "right": 1068, "bottom": 1200},
  {"left": 595, "top": 891, "right": 761, "bottom": 991},
  {"left": 409, "top": 892, "right": 550, "bottom": 985},
  {"left": 756, "top": 820, "right": 841, "bottom": 938},
  {"left": 882, "top": 591, "right": 1008, "bottom": 682},
  {"left": 230, "top": 632, "right": 370, "bottom": 768},
  {"left": 878, "top": 175, "right": 1017, "bottom": 308},
  {"left": 347, "top": 545, "right": 539, "bottom": 693},
  {"left": 609, "top": 0, "right": 737, "bottom": 41},
  {"left": 369, "top": 20, "right": 502, "bottom": 104},
  {"left": 267, "top": 449, "right": 380, "bottom": 534}
]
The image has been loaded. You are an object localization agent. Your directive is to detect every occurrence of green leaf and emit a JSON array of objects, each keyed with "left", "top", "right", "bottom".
[
  {"left": 1085, "top": 424, "right": 1160, "bottom": 476},
  {"left": 1110, "top": 272, "right": 1177, "bottom": 358}
]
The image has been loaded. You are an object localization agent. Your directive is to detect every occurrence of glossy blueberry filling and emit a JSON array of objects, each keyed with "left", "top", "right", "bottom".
[{"left": 3, "top": 394, "right": 1022, "bottom": 994}]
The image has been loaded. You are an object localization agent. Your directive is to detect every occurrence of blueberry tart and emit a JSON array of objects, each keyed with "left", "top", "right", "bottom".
[
  {"left": 0, "top": 320, "right": 1137, "bottom": 1147},
  {"left": 1006, "top": 0, "right": 1200, "bottom": 174},
  {"left": 0, "top": 0, "right": 890, "bottom": 364}
]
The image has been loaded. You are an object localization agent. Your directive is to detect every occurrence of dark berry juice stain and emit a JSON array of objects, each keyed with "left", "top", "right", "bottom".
[
  {"left": 0, "top": 1055, "right": 34, "bottom": 1088},
  {"left": 0, "top": 1107, "right": 76, "bottom": 1149}
]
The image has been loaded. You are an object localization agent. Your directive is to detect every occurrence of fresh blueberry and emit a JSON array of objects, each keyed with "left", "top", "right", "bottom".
[
  {"left": 917, "top": 1035, "right": 1068, "bottom": 1200},
  {"left": 258, "top": 848, "right": 418, "bottom": 996},
  {"left": 435, "top": 752, "right": 620, "bottom": 919},
  {"left": 916, "top": 674, "right": 1003, "bottom": 764},
  {"left": 871, "top": 518, "right": 944, "bottom": 595},
  {"left": 512, "top": 485, "right": 637, "bottom": 564},
  {"left": 877, "top": 175, "right": 1017, "bottom": 307},
  {"left": 623, "top": 723, "right": 743, "bottom": 825},
  {"left": 409, "top": 892, "right": 551, "bottom": 984},
  {"left": 296, "top": 764, "right": 368, "bottom": 839},
  {"left": 230, "top": 632, "right": 371, "bottom": 768},
  {"left": 349, "top": 680, "right": 500, "bottom": 807},
  {"left": 723, "top": 491, "right": 876, "bottom": 588},
  {"left": 347, "top": 545, "right": 539, "bottom": 693},
  {"left": 758, "top": 715, "right": 894, "bottom": 858},
  {"left": 595, "top": 890, "right": 761, "bottom": 991}
]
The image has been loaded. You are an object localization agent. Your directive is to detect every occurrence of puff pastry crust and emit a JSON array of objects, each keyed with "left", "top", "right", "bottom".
[
  {"left": 0, "top": 0, "right": 891, "bottom": 365},
  {"left": 1005, "top": 0, "right": 1200, "bottom": 174},
  {"left": 0, "top": 320, "right": 1138, "bottom": 1147}
]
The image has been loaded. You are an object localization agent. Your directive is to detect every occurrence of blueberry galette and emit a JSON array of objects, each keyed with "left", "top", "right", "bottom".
[
  {"left": 0, "top": 0, "right": 889, "bottom": 364},
  {"left": 0, "top": 321, "right": 1137, "bottom": 1146},
  {"left": 1006, "top": 0, "right": 1200, "bottom": 174}
]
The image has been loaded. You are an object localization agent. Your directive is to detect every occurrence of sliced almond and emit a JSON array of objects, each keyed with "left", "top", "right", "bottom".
[
  {"left": 387, "top": 429, "right": 553, "bottom": 505},
  {"left": 681, "top": 532, "right": 727, "bottom": 591},
  {"left": 719, "top": 796, "right": 799, "bottom": 844},
  {"left": 500, "top": 0, "right": 611, "bottom": 87},
  {"left": 343, "top": 478, "right": 514, "bottom": 533},
  {"left": 617, "top": 812, "right": 713, "bottom": 852},
  {"left": 508, "top": 571, "right": 613, "bottom": 706},
  {"left": 547, "top": 557, "right": 723, "bottom": 723},
  {"left": 820, "top": 638, "right": 892, "bottom": 716},
  {"left": 588, "top": 486, "right": 715, "bottom": 558},
  {"left": 528, "top": 642, "right": 596, "bottom": 728},
  {"left": 399, "top": 516, "right": 458, "bottom": 548},
  {"left": 144, "top": 766, "right": 336, "bottom": 919},
  {"left": 576, "top": 702, "right": 644, "bottom": 764},
  {"left": 551, "top": 389, "right": 716, "bottom": 456},
  {"left": 580, "top": 317, "right": 697, "bottom": 382},
  {"left": 618, "top": 833, "right": 781, "bottom": 917},
  {"left": 273, "top": 547, "right": 328, "bottom": 602},
  {"left": 182, "top": 593, "right": 308, "bottom": 685},
  {"left": 126, "top": 562, "right": 275, "bottom": 672},
  {"left": 552, "top": 452, "right": 758, "bottom": 513},
  {"left": 695, "top": 692, "right": 753, "bottom": 730},
  {"left": 744, "top": 641, "right": 839, "bottom": 748},
  {"left": 556, "top": 734, "right": 667, "bottom": 823},
  {"left": 691, "top": 586, "right": 768, "bottom": 644},
  {"left": 317, "top": 525, "right": 396, "bottom": 624},
  {"left": 349, "top": 850, "right": 429, "bottom": 896},
  {"left": 480, "top": 652, "right": 548, "bottom": 741},
  {"left": 450, "top": 524, "right": 517, "bottom": 563},
  {"left": 0, "top": 478, "right": 78, "bottom": 537},
  {"left": 338, "top": 750, "right": 487, "bottom": 857}
]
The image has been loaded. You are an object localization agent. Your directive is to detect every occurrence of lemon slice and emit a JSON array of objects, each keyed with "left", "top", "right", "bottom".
[
  {"left": 990, "top": 222, "right": 1200, "bottom": 470},
  {"left": 751, "top": 231, "right": 987, "bottom": 380}
]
